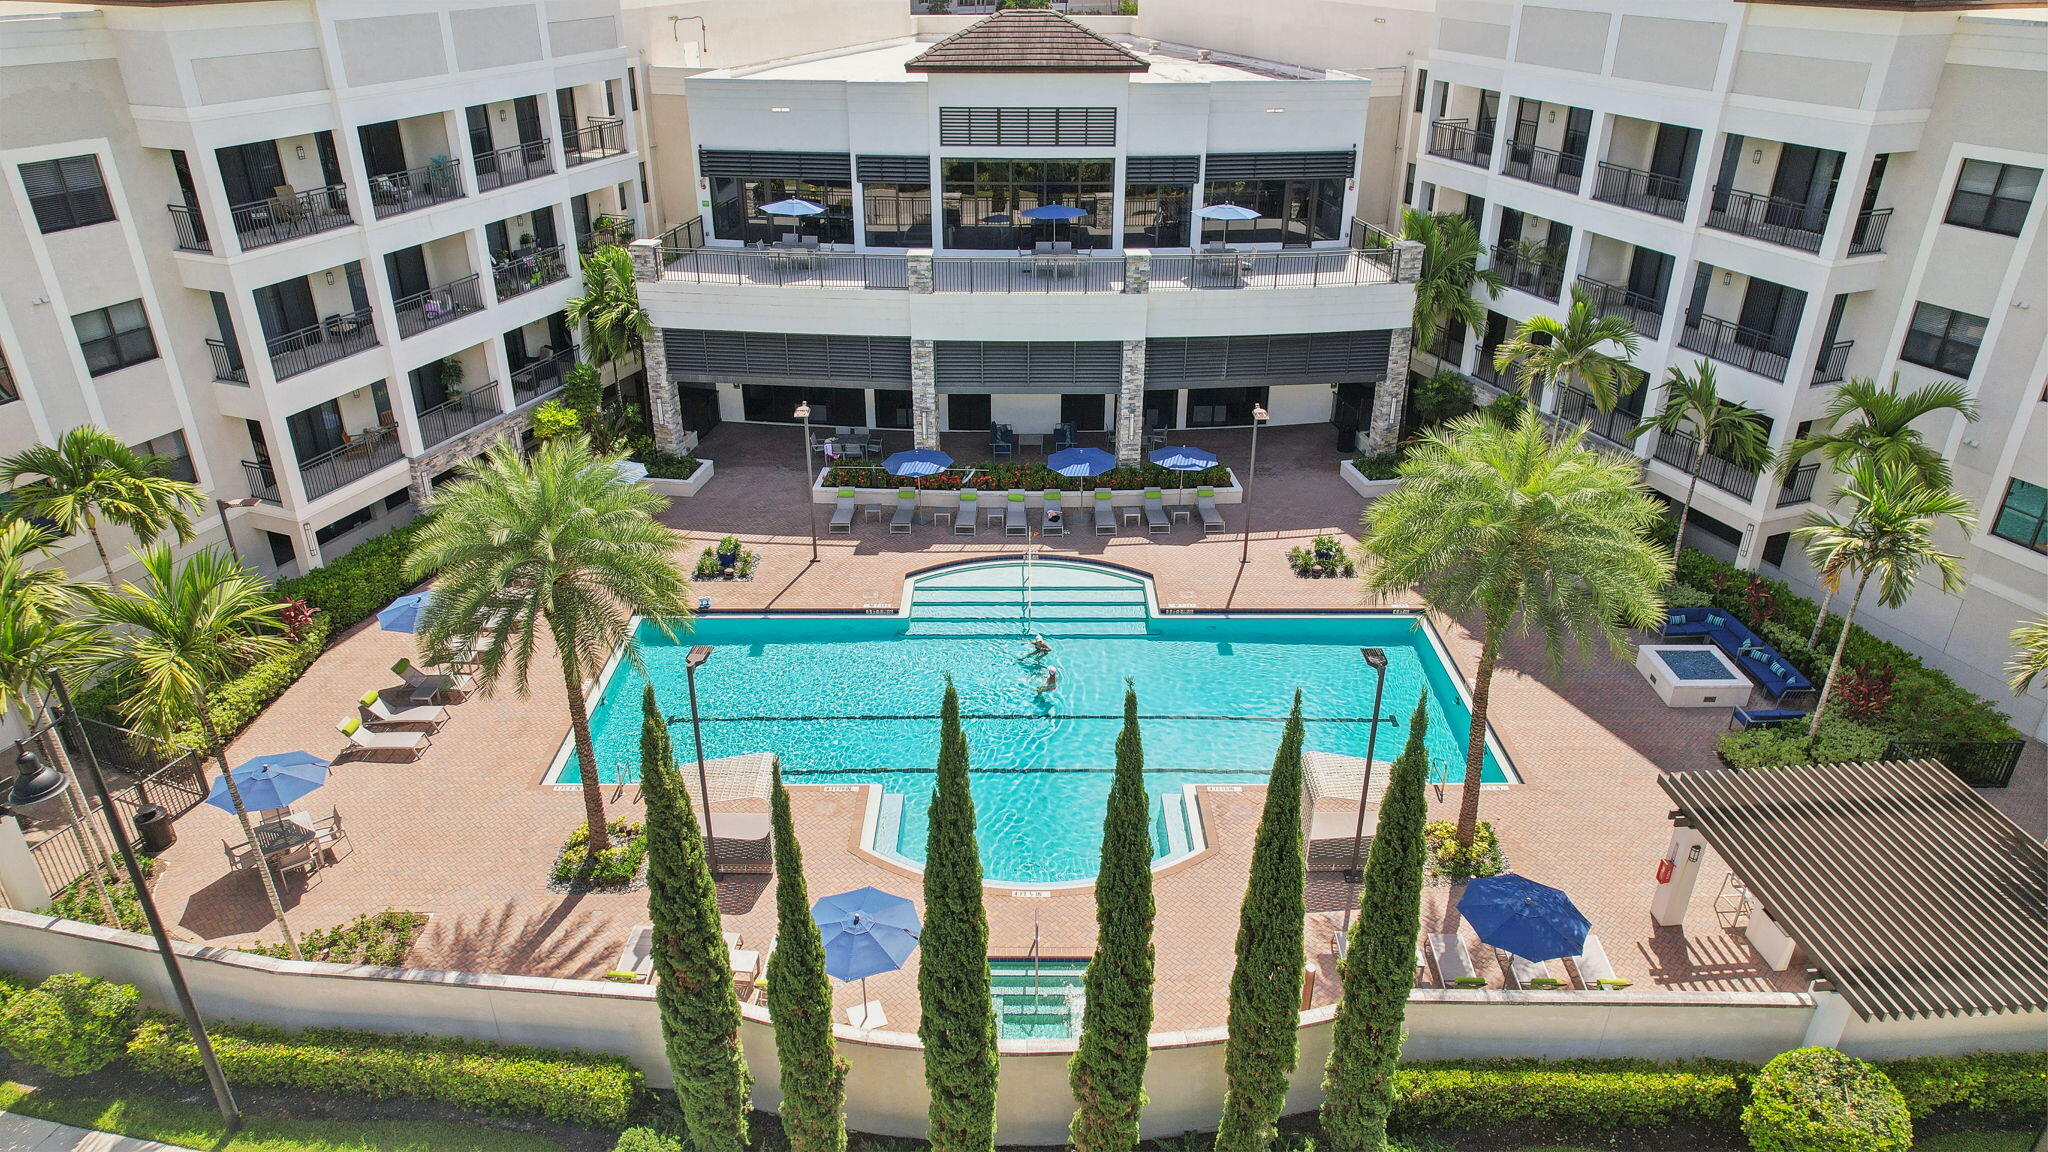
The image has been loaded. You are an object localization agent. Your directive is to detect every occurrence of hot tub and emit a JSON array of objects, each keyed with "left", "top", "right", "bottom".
[{"left": 1636, "top": 643, "right": 1752, "bottom": 708}]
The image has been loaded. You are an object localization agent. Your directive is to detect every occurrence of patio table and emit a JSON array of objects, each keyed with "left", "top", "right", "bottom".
[
  {"left": 250, "top": 812, "right": 316, "bottom": 858},
  {"left": 1016, "top": 432, "right": 1046, "bottom": 455}
]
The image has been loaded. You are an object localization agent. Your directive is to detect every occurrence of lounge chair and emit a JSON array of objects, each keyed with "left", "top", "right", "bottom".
[
  {"left": 1041, "top": 490, "right": 1067, "bottom": 536},
  {"left": 336, "top": 717, "right": 429, "bottom": 760},
  {"left": 1094, "top": 491, "right": 1118, "bottom": 535},
  {"left": 1143, "top": 489, "right": 1170, "bottom": 535},
  {"left": 954, "top": 491, "right": 980, "bottom": 535},
  {"left": 828, "top": 488, "right": 857, "bottom": 534},
  {"left": 615, "top": 924, "right": 654, "bottom": 980},
  {"left": 1195, "top": 487, "right": 1225, "bottom": 534},
  {"left": 391, "top": 658, "right": 473, "bottom": 704},
  {"left": 1570, "top": 933, "right": 1629, "bottom": 989},
  {"left": 358, "top": 690, "right": 448, "bottom": 732},
  {"left": 1004, "top": 490, "right": 1030, "bottom": 536},
  {"left": 889, "top": 489, "right": 917, "bottom": 533},
  {"left": 1499, "top": 949, "right": 1554, "bottom": 989},
  {"left": 1730, "top": 706, "right": 1806, "bottom": 731},
  {"left": 1428, "top": 933, "right": 1482, "bottom": 988}
]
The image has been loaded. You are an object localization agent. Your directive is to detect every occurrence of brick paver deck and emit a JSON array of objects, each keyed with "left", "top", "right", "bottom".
[{"left": 137, "top": 422, "right": 2044, "bottom": 1034}]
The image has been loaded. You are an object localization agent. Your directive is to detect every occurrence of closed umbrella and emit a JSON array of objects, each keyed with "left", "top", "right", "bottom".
[
  {"left": 208, "top": 751, "right": 329, "bottom": 814},
  {"left": 884, "top": 449, "right": 954, "bottom": 478},
  {"left": 1456, "top": 872, "right": 1592, "bottom": 964},
  {"left": 813, "top": 887, "right": 921, "bottom": 1020},
  {"left": 377, "top": 591, "right": 432, "bottom": 633},
  {"left": 1150, "top": 445, "right": 1220, "bottom": 491},
  {"left": 1195, "top": 202, "right": 1260, "bottom": 246}
]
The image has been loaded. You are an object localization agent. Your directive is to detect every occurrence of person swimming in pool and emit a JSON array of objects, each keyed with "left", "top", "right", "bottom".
[
  {"left": 1035, "top": 666, "right": 1060, "bottom": 693},
  {"left": 1024, "top": 634, "right": 1053, "bottom": 660}
]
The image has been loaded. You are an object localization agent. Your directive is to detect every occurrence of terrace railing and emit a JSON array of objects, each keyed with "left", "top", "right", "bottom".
[
  {"left": 369, "top": 162, "right": 465, "bottom": 219},
  {"left": 511, "top": 349, "right": 575, "bottom": 406},
  {"left": 394, "top": 273, "right": 484, "bottom": 338},
  {"left": 1427, "top": 119, "right": 1492, "bottom": 168},
  {"left": 1678, "top": 311, "right": 1793, "bottom": 382},
  {"left": 1705, "top": 187, "right": 1828, "bottom": 253},
  {"left": 564, "top": 118, "right": 626, "bottom": 167},
  {"left": 166, "top": 203, "right": 210, "bottom": 252},
  {"left": 1500, "top": 140, "right": 1585, "bottom": 193},
  {"left": 1491, "top": 243, "right": 1564, "bottom": 301},
  {"left": 1848, "top": 207, "right": 1891, "bottom": 256},
  {"left": 1575, "top": 274, "right": 1665, "bottom": 336},
  {"left": 1554, "top": 386, "right": 1640, "bottom": 451},
  {"left": 266, "top": 306, "right": 378, "bottom": 379},
  {"left": 242, "top": 459, "right": 280, "bottom": 503},
  {"left": 1150, "top": 249, "right": 1394, "bottom": 290},
  {"left": 229, "top": 184, "right": 352, "bottom": 250},
  {"left": 933, "top": 255, "right": 1123, "bottom": 293},
  {"left": 1885, "top": 738, "right": 2025, "bottom": 788},
  {"left": 1811, "top": 339, "right": 1853, "bottom": 387},
  {"left": 1651, "top": 426, "right": 1759, "bottom": 500},
  {"left": 206, "top": 338, "right": 247, "bottom": 385},
  {"left": 1592, "top": 162, "right": 1689, "bottom": 220},
  {"left": 474, "top": 139, "right": 552, "bottom": 192},
  {"left": 660, "top": 248, "right": 911, "bottom": 290},
  {"left": 493, "top": 245, "right": 569, "bottom": 301},
  {"left": 293, "top": 431, "right": 403, "bottom": 500},
  {"left": 416, "top": 390, "right": 502, "bottom": 449},
  {"left": 1776, "top": 461, "right": 1820, "bottom": 507}
]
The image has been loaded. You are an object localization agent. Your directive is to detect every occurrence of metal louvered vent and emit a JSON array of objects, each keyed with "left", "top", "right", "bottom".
[
  {"left": 939, "top": 108, "right": 1117, "bottom": 148},
  {"left": 856, "top": 155, "right": 932, "bottom": 182},
  {"left": 934, "top": 341, "right": 1123, "bottom": 394},
  {"left": 1202, "top": 152, "right": 1357, "bottom": 180},
  {"left": 1146, "top": 332, "right": 1391, "bottom": 387},
  {"left": 1125, "top": 156, "right": 1200, "bottom": 183},
  {"left": 663, "top": 329, "right": 911, "bottom": 387},
  {"left": 697, "top": 150, "right": 853, "bottom": 182}
]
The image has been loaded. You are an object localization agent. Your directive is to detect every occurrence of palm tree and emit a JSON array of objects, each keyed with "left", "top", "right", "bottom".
[
  {"left": 77, "top": 544, "right": 302, "bottom": 958},
  {"left": 565, "top": 246, "right": 651, "bottom": 380},
  {"left": 1492, "top": 284, "right": 1643, "bottom": 417},
  {"left": 1402, "top": 209, "right": 1504, "bottom": 358},
  {"left": 1794, "top": 461, "right": 1975, "bottom": 739},
  {"left": 2008, "top": 617, "right": 2048, "bottom": 696},
  {"left": 1363, "top": 413, "right": 1669, "bottom": 847},
  {"left": 1629, "top": 361, "right": 1771, "bottom": 555},
  {"left": 1, "top": 426, "right": 203, "bottom": 579},
  {"left": 406, "top": 436, "right": 693, "bottom": 859}
]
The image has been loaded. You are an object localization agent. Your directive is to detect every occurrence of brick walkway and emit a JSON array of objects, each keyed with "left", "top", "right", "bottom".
[{"left": 137, "top": 422, "right": 2044, "bottom": 1034}]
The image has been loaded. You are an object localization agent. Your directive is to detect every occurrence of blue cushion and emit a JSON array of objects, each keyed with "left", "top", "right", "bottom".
[{"left": 1707, "top": 614, "right": 1724, "bottom": 626}]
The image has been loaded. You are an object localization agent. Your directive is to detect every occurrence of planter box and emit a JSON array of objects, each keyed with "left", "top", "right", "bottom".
[
  {"left": 640, "top": 459, "right": 714, "bottom": 498},
  {"left": 1340, "top": 459, "right": 1402, "bottom": 500},
  {"left": 812, "top": 468, "right": 1242, "bottom": 508}
]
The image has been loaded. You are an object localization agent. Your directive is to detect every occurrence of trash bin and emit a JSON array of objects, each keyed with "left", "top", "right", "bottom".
[{"left": 131, "top": 804, "right": 176, "bottom": 854}]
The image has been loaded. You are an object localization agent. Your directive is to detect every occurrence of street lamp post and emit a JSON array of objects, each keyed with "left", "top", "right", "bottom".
[
  {"left": 795, "top": 403, "right": 819, "bottom": 564},
  {"left": 1239, "top": 403, "right": 1269, "bottom": 565},
  {"left": 5, "top": 671, "right": 239, "bottom": 1129},
  {"left": 215, "top": 497, "right": 262, "bottom": 567},
  {"left": 682, "top": 645, "right": 720, "bottom": 876},
  {"left": 1344, "top": 646, "right": 1390, "bottom": 882}
]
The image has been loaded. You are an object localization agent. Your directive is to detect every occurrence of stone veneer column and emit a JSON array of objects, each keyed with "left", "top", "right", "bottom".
[
  {"left": 907, "top": 251, "right": 934, "bottom": 294},
  {"left": 1122, "top": 252, "right": 1149, "bottom": 294},
  {"left": 1115, "top": 339, "right": 1145, "bottom": 464},
  {"left": 1362, "top": 239, "right": 1428, "bottom": 454},
  {"left": 627, "top": 239, "right": 683, "bottom": 455},
  {"left": 911, "top": 339, "right": 938, "bottom": 450}
]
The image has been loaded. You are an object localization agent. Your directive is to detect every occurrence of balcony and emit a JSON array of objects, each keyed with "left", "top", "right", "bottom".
[
  {"left": 266, "top": 307, "right": 378, "bottom": 379},
  {"left": 416, "top": 390, "right": 502, "bottom": 449},
  {"left": 370, "top": 162, "right": 464, "bottom": 219},
  {"left": 394, "top": 274, "right": 485, "bottom": 338},
  {"left": 1811, "top": 339, "right": 1853, "bottom": 387},
  {"left": 1554, "top": 387, "right": 1639, "bottom": 450},
  {"left": 167, "top": 204, "right": 210, "bottom": 252},
  {"left": 1575, "top": 275, "right": 1665, "bottom": 336},
  {"left": 1427, "top": 120, "right": 1492, "bottom": 168},
  {"left": 1705, "top": 188, "right": 1827, "bottom": 253},
  {"left": 511, "top": 349, "right": 574, "bottom": 406},
  {"left": 205, "top": 338, "right": 247, "bottom": 385},
  {"left": 1491, "top": 243, "right": 1563, "bottom": 302},
  {"left": 1678, "top": 312, "right": 1792, "bottom": 383},
  {"left": 1848, "top": 209, "right": 1891, "bottom": 256},
  {"left": 564, "top": 119, "right": 626, "bottom": 168},
  {"left": 293, "top": 430, "right": 403, "bottom": 500},
  {"left": 1150, "top": 249, "right": 1395, "bottom": 290},
  {"left": 1652, "top": 427, "right": 1759, "bottom": 501},
  {"left": 660, "top": 248, "right": 912, "bottom": 290},
  {"left": 494, "top": 245, "right": 570, "bottom": 302},
  {"left": 1777, "top": 462, "right": 1820, "bottom": 507},
  {"left": 1593, "top": 163, "right": 1689, "bottom": 221},
  {"left": 242, "top": 459, "right": 280, "bottom": 503},
  {"left": 647, "top": 244, "right": 1400, "bottom": 293},
  {"left": 475, "top": 140, "right": 552, "bottom": 192},
  {"left": 229, "top": 185, "right": 353, "bottom": 250},
  {"left": 1501, "top": 142, "right": 1585, "bottom": 194}
]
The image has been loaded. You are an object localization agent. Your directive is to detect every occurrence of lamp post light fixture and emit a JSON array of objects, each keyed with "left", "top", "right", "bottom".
[
  {"left": 1344, "top": 646, "right": 1390, "bottom": 882},
  {"left": 795, "top": 402, "right": 819, "bottom": 564},
  {"left": 215, "top": 497, "right": 262, "bottom": 567},
  {"left": 4, "top": 671, "right": 239, "bottom": 1130},
  {"left": 682, "top": 644, "right": 720, "bottom": 876},
  {"left": 1239, "top": 403, "right": 1269, "bottom": 565}
]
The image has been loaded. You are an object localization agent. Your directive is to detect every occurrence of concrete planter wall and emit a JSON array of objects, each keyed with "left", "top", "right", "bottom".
[
  {"left": 639, "top": 459, "right": 714, "bottom": 498},
  {"left": 1340, "top": 458, "right": 1402, "bottom": 499},
  {"left": 812, "top": 468, "right": 1243, "bottom": 508}
]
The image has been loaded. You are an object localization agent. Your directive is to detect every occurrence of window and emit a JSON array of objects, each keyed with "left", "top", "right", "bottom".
[
  {"left": 862, "top": 182, "right": 932, "bottom": 248},
  {"left": 132, "top": 430, "right": 196, "bottom": 483},
  {"left": 639, "top": 163, "right": 650, "bottom": 204},
  {"left": 72, "top": 300, "right": 157, "bottom": 377},
  {"left": 21, "top": 155, "right": 115, "bottom": 233},
  {"left": 1761, "top": 532, "right": 1790, "bottom": 568},
  {"left": 627, "top": 67, "right": 639, "bottom": 113},
  {"left": 940, "top": 159, "right": 1113, "bottom": 250},
  {"left": 1900, "top": 302, "right": 1986, "bottom": 377},
  {"left": 264, "top": 530, "right": 296, "bottom": 568},
  {"left": 1991, "top": 478, "right": 2048, "bottom": 553},
  {"left": 314, "top": 502, "right": 378, "bottom": 546},
  {"left": 1200, "top": 177, "right": 1345, "bottom": 246},
  {"left": 1122, "top": 183, "right": 1189, "bottom": 248},
  {"left": 1945, "top": 160, "right": 2039, "bottom": 236},
  {"left": 0, "top": 348, "right": 15, "bottom": 404},
  {"left": 937, "top": 107, "right": 1115, "bottom": 148},
  {"left": 710, "top": 176, "right": 854, "bottom": 245},
  {"left": 1413, "top": 69, "right": 1428, "bottom": 114}
]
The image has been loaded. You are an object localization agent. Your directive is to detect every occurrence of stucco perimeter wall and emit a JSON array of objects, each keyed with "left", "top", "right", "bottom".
[{"left": 3, "top": 912, "right": 2032, "bottom": 1144}]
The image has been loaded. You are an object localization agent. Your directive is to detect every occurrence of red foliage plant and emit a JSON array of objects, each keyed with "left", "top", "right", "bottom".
[
  {"left": 1837, "top": 664, "right": 1898, "bottom": 726},
  {"left": 278, "top": 598, "right": 317, "bottom": 643}
]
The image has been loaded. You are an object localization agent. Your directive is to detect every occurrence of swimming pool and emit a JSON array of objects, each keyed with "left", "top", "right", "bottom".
[{"left": 552, "top": 560, "right": 1510, "bottom": 884}]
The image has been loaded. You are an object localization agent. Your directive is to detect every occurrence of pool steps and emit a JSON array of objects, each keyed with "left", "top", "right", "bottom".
[{"left": 906, "top": 579, "right": 1153, "bottom": 639}]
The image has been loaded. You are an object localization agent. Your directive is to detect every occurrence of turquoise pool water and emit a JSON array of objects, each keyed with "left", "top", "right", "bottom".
[{"left": 555, "top": 561, "right": 1507, "bottom": 884}]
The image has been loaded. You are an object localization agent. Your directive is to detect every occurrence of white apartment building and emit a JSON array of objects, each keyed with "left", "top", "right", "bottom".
[
  {"left": 1404, "top": 0, "right": 2048, "bottom": 736},
  {"left": 0, "top": 0, "right": 644, "bottom": 587}
]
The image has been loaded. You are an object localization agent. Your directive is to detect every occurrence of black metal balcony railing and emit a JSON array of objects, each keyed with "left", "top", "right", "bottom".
[
  {"left": 1473, "top": 347, "right": 1505, "bottom": 387},
  {"left": 1491, "top": 243, "right": 1564, "bottom": 302},
  {"left": 1427, "top": 119, "right": 1492, "bottom": 168},
  {"left": 1705, "top": 187, "right": 1827, "bottom": 253},
  {"left": 511, "top": 348, "right": 575, "bottom": 406},
  {"left": 933, "top": 256, "right": 1123, "bottom": 294},
  {"left": 369, "top": 162, "right": 465, "bottom": 219},
  {"left": 1678, "top": 311, "right": 1793, "bottom": 383},
  {"left": 1811, "top": 339, "right": 1853, "bottom": 387},
  {"left": 1501, "top": 141, "right": 1585, "bottom": 194},
  {"left": 293, "top": 430, "right": 404, "bottom": 500},
  {"left": 659, "top": 216, "right": 706, "bottom": 251},
  {"left": 1554, "top": 386, "right": 1638, "bottom": 450},
  {"left": 241, "top": 459, "right": 280, "bottom": 503},
  {"left": 266, "top": 306, "right": 378, "bottom": 379},
  {"left": 205, "top": 338, "right": 247, "bottom": 384},
  {"left": 166, "top": 204, "right": 210, "bottom": 252},
  {"left": 1575, "top": 274, "right": 1665, "bottom": 336},
  {"left": 475, "top": 139, "right": 552, "bottom": 192},
  {"left": 1777, "top": 461, "right": 1821, "bottom": 507},
  {"left": 494, "top": 245, "right": 570, "bottom": 301},
  {"left": 1592, "top": 162, "right": 1689, "bottom": 221},
  {"left": 660, "top": 248, "right": 912, "bottom": 289},
  {"left": 394, "top": 273, "right": 485, "bottom": 338},
  {"left": 564, "top": 118, "right": 626, "bottom": 167},
  {"left": 1652, "top": 426, "right": 1759, "bottom": 501},
  {"left": 416, "top": 391, "right": 502, "bottom": 449},
  {"left": 229, "top": 185, "right": 352, "bottom": 250},
  {"left": 1848, "top": 207, "right": 1891, "bottom": 256}
]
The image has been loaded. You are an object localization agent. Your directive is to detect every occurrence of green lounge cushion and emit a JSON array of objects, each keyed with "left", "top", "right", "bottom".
[
  {"left": 959, "top": 491, "right": 978, "bottom": 501},
  {"left": 836, "top": 488, "right": 856, "bottom": 497},
  {"left": 1094, "top": 490, "right": 1112, "bottom": 500},
  {"left": 1197, "top": 487, "right": 1216, "bottom": 497},
  {"left": 1143, "top": 489, "right": 1163, "bottom": 498},
  {"left": 1008, "top": 492, "right": 1026, "bottom": 501}
]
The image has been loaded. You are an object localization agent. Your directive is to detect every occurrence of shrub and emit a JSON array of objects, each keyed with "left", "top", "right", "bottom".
[
  {"left": 1409, "top": 370, "right": 1477, "bottom": 429},
  {"left": 1288, "top": 534, "right": 1356, "bottom": 578},
  {"left": 46, "top": 856, "right": 158, "bottom": 932},
  {"left": 1743, "top": 1046, "right": 1911, "bottom": 1152},
  {"left": 162, "top": 618, "right": 333, "bottom": 755},
  {"left": 1351, "top": 451, "right": 1403, "bottom": 481},
  {"left": 126, "top": 1017, "right": 643, "bottom": 1128},
  {"left": 532, "top": 399, "right": 580, "bottom": 441},
  {"left": 243, "top": 909, "right": 427, "bottom": 966},
  {"left": 692, "top": 535, "right": 758, "bottom": 581},
  {"left": 0, "top": 973, "right": 139, "bottom": 1075},
  {"left": 1390, "top": 1058, "right": 1749, "bottom": 1134},
  {"left": 1666, "top": 582, "right": 1715, "bottom": 609},
  {"left": 551, "top": 819, "right": 648, "bottom": 888},
  {"left": 612, "top": 1128, "right": 683, "bottom": 1152},
  {"left": 1717, "top": 717, "right": 1890, "bottom": 770},
  {"left": 274, "top": 516, "right": 433, "bottom": 631},
  {"left": 1878, "top": 1052, "right": 2048, "bottom": 1122},
  {"left": 1424, "top": 820, "right": 1504, "bottom": 880},
  {"left": 640, "top": 451, "right": 701, "bottom": 480}
]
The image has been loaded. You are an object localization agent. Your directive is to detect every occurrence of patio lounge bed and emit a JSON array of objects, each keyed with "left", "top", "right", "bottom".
[
  {"left": 1662, "top": 607, "right": 1815, "bottom": 703},
  {"left": 1499, "top": 949, "right": 1557, "bottom": 989},
  {"left": 1195, "top": 488, "right": 1225, "bottom": 534},
  {"left": 954, "top": 491, "right": 980, "bottom": 535},
  {"left": 1730, "top": 706, "right": 1807, "bottom": 731},
  {"left": 829, "top": 489, "right": 857, "bottom": 534},
  {"left": 889, "top": 489, "right": 917, "bottom": 533},
  {"left": 1570, "top": 933, "right": 1628, "bottom": 989},
  {"left": 1143, "top": 490, "right": 1170, "bottom": 534},
  {"left": 1005, "top": 491, "right": 1030, "bottom": 536},
  {"left": 357, "top": 690, "right": 447, "bottom": 732},
  {"left": 391, "top": 658, "right": 473, "bottom": 704},
  {"left": 1093, "top": 491, "right": 1117, "bottom": 535},
  {"left": 1041, "top": 490, "right": 1067, "bottom": 536},
  {"left": 1428, "top": 933, "right": 1482, "bottom": 987},
  {"left": 615, "top": 925, "right": 654, "bottom": 979},
  {"left": 336, "top": 717, "right": 429, "bottom": 760}
]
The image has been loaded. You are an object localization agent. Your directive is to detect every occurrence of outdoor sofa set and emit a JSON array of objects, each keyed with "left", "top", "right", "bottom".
[{"left": 1660, "top": 605, "right": 1817, "bottom": 705}]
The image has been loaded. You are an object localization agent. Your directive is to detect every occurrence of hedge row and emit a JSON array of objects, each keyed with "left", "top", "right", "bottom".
[
  {"left": 126, "top": 1017, "right": 641, "bottom": 1129},
  {"left": 273, "top": 515, "right": 432, "bottom": 632}
]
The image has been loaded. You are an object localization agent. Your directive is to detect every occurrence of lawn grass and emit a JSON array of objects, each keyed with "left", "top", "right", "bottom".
[{"left": 0, "top": 1080, "right": 566, "bottom": 1152}]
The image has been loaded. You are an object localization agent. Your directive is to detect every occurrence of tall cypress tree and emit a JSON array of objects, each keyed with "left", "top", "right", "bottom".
[
  {"left": 766, "top": 761, "right": 847, "bottom": 1152},
  {"left": 1069, "top": 682, "right": 1156, "bottom": 1152},
  {"left": 919, "top": 676, "right": 999, "bottom": 1152},
  {"left": 1215, "top": 692, "right": 1308, "bottom": 1152},
  {"left": 639, "top": 686, "right": 752, "bottom": 1151},
  {"left": 1320, "top": 693, "right": 1433, "bottom": 1149}
]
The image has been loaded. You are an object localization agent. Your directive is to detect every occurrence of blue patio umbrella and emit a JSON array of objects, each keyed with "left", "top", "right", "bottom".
[
  {"left": 1150, "top": 445, "right": 1220, "bottom": 490},
  {"left": 981, "top": 213, "right": 1013, "bottom": 224},
  {"left": 614, "top": 459, "right": 649, "bottom": 485},
  {"left": 757, "top": 198, "right": 826, "bottom": 217},
  {"left": 1456, "top": 872, "right": 1592, "bottom": 964},
  {"left": 1020, "top": 204, "right": 1088, "bottom": 220},
  {"left": 1047, "top": 447, "right": 1116, "bottom": 478},
  {"left": 884, "top": 449, "right": 954, "bottom": 478},
  {"left": 207, "top": 751, "right": 329, "bottom": 815},
  {"left": 813, "top": 887, "right": 921, "bottom": 1013},
  {"left": 377, "top": 591, "right": 432, "bottom": 633},
  {"left": 1195, "top": 201, "right": 1261, "bottom": 245}
]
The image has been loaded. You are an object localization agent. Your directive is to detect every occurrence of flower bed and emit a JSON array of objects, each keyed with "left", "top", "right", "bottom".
[
  {"left": 691, "top": 535, "right": 758, "bottom": 581},
  {"left": 821, "top": 459, "right": 1230, "bottom": 492},
  {"left": 1287, "top": 534, "right": 1356, "bottom": 578}
]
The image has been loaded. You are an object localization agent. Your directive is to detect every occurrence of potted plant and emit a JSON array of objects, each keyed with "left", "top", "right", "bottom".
[{"left": 715, "top": 535, "right": 741, "bottom": 571}]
